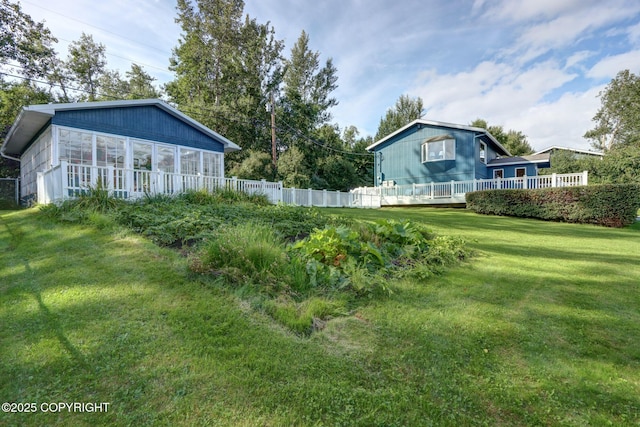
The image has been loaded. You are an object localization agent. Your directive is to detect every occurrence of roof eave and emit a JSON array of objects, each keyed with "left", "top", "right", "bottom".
[
  {"left": 1, "top": 99, "right": 242, "bottom": 155},
  {"left": 365, "top": 118, "right": 511, "bottom": 156}
]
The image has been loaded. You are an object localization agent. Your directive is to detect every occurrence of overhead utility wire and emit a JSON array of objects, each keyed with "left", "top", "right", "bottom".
[{"left": 2, "top": 70, "right": 373, "bottom": 160}]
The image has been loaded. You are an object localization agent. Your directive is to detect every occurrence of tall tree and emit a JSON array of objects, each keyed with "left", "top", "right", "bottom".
[
  {"left": 0, "top": 0, "right": 57, "bottom": 79},
  {"left": 0, "top": 80, "right": 52, "bottom": 177},
  {"left": 280, "top": 30, "right": 338, "bottom": 147},
  {"left": 374, "top": 94, "right": 424, "bottom": 141},
  {"left": 65, "top": 33, "right": 107, "bottom": 101},
  {"left": 470, "top": 118, "right": 533, "bottom": 156},
  {"left": 166, "top": 0, "right": 283, "bottom": 163},
  {"left": 126, "top": 64, "right": 162, "bottom": 99},
  {"left": 584, "top": 69, "right": 640, "bottom": 151}
]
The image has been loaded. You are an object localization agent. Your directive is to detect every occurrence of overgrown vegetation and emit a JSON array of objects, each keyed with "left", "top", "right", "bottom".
[
  {"left": 2, "top": 205, "right": 639, "bottom": 426},
  {"left": 466, "top": 183, "right": 640, "bottom": 227},
  {"left": 39, "top": 189, "right": 470, "bottom": 334}
]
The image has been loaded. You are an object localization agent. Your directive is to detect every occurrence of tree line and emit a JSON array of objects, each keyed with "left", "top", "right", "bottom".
[{"left": 1, "top": 0, "right": 639, "bottom": 186}]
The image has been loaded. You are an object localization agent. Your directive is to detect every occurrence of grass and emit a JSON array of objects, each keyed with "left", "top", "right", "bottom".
[{"left": 1, "top": 206, "right": 639, "bottom": 426}]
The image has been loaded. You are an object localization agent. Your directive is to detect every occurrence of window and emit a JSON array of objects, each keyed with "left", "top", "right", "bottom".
[
  {"left": 96, "top": 135, "right": 125, "bottom": 168},
  {"left": 59, "top": 129, "right": 93, "bottom": 165},
  {"left": 180, "top": 148, "right": 200, "bottom": 175},
  {"left": 515, "top": 167, "right": 526, "bottom": 178},
  {"left": 493, "top": 169, "right": 503, "bottom": 179},
  {"left": 479, "top": 142, "right": 486, "bottom": 164},
  {"left": 421, "top": 137, "right": 455, "bottom": 163},
  {"left": 202, "top": 152, "right": 221, "bottom": 177},
  {"left": 133, "top": 141, "right": 153, "bottom": 170},
  {"left": 157, "top": 145, "right": 175, "bottom": 173}
]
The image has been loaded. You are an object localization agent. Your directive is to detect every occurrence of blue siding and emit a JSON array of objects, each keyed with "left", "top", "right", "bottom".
[
  {"left": 52, "top": 106, "right": 225, "bottom": 153},
  {"left": 488, "top": 163, "right": 540, "bottom": 178},
  {"left": 374, "top": 125, "right": 479, "bottom": 186}
]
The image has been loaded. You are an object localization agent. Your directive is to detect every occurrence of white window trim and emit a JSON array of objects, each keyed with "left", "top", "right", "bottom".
[
  {"left": 479, "top": 142, "right": 486, "bottom": 164},
  {"left": 493, "top": 169, "right": 504, "bottom": 179},
  {"left": 53, "top": 125, "right": 224, "bottom": 177},
  {"left": 421, "top": 138, "right": 456, "bottom": 163},
  {"left": 515, "top": 167, "right": 526, "bottom": 178}
]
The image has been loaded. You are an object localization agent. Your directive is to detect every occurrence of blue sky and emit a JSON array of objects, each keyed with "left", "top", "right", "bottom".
[{"left": 17, "top": 0, "right": 640, "bottom": 150}]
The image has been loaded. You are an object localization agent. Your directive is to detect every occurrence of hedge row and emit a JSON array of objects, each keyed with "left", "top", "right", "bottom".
[{"left": 466, "top": 184, "right": 640, "bottom": 227}]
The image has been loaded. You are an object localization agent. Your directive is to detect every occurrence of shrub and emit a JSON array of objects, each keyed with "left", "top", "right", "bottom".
[
  {"left": 466, "top": 184, "right": 640, "bottom": 227},
  {"left": 191, "top": 222, "right": 288, "bottom": 291}
]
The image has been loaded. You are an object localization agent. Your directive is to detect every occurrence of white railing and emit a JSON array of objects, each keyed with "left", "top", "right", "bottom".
[
  {"left": 36, "top": 162, "right": 588, "bottom": 209},
  {"left": 36, "top": 160, "right": 375, "bottom": 208},
  {"left": 351, "top": 171, "right": 589, "bottom": 204}
]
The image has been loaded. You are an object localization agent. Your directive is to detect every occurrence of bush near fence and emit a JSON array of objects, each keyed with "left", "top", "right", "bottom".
[{"left": 466, "top": 184, "right": 640, "bottom": 227}]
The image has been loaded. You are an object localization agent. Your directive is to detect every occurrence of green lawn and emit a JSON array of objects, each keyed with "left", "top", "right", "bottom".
[{"left": 1, "top": 207, "right": 639, "bottom": 426}]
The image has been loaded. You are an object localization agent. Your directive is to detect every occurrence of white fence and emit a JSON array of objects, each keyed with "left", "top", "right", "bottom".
[
  {"left": 36, "top": 162, "right": 588, "bottom": 209},
  {"left": 351, "top": 171, "right": 589, "bottom": 205},
  {"left": 36, "top": 161, "right": 379, "bottom": 208}
]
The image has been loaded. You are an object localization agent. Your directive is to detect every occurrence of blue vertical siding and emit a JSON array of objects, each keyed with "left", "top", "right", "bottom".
[
  {"left": 488, "top": 163, "right": 539, "bottom": 178},
  {"left": 51, "top": 106, "right": 225, "bottom": 153},
  {"left": 374, "top": 125, "right": 479, "bottom": 186}
]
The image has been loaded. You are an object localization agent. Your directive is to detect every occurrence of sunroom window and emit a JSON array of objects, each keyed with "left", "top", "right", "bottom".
[{"left": 421, "top": 136, "right": 455, "bottom": 163}]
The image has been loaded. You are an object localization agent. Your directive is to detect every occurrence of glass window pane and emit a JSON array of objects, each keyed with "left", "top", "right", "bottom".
[
  {"left": 180, "top": 148, "right": 200, "bottom": 175},
  {"left": 133, "top": 141, "right": 153, "bottom": 170},
  {"left": 59, "top": 129, "right": 92, "bottom": 165},
  {"left": 97, "top": 135, "right": 125, "bottom": 168},
  {"left": 157, "top": 146, "right": 175, "bottom": 173},
  {"left": 202, "top": 152, "right": 220, "bottom": 177}
]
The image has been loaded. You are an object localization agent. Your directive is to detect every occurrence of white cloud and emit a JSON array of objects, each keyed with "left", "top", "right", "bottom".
[
  {"left": 564, "top": 51, "right": 594, "bottom": 70},
  {"left": 505, "top": 3, "right": 638, "bottom": 64},
  {"left": 629, "top": 21, "right": 640, "bottom": 43},
  {"left": 587, "top": 50, "right": 640, "bottom": 80},
  {"left": 507, "top": 87, "right": 603, "bottom": 150},
  {"left": 409, "top": 60, "right": 594, "bottom": 149}
]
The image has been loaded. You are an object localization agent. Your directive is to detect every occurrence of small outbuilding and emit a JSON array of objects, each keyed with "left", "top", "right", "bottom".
[{"left": 0, "top": 99, "right": 241, "bottom": 204}]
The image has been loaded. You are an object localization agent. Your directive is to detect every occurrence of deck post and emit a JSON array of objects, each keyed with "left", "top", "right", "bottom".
[
  {"left": 308, "top": 188, "right": 312, "bottom": 207},
  {"left": 451, "top": 180, "right": 455, "bottom": 196},
  {"left": 157, "top": 170, "right": 164, "bottom": 194},
  {"left": 582, "top": 170, "right": 588, "bottom": 186},
  {"left": 430, "top": 181, "right": 434, "bottom": 199},
  {"left": 523, "top": 175, "right": 528, "bottom": 189},
  {"left": 278, "top": 181, "right": 284, "bottom": 203},
  {"left": 60, "top": 160, "right": 68, "bottom": 201},
  {"left": 552, "top": 173, "right": 557, "bottom": 188}
]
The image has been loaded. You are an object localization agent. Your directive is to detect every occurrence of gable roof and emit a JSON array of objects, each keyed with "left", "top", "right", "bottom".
[
  {"left": 366, "top": 119, "right": 511, "bottom": 156},
  {"left": 533, "top": 145, "right": 603, "bottom": 157},
  {"left": 1, "top": 99, "right": 241, "bottom": 157},
  {"left": 487, "top": 153, "right": 551, "bottom": 167}
]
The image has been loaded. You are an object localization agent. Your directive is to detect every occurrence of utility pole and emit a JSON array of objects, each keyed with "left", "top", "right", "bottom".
[{"left": 270, "top": 92, "right": 277, "bottom": 169}]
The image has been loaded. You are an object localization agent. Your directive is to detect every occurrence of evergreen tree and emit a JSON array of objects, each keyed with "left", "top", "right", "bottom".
[
  {"left": 280, "top": 30, "right": 338, "bottom": 149},
  {"left": 374, "top": 94, "right": 423, "bottom": 141},
  {"left": 166, "top": 0, "right": 283, "bottom": 166}
]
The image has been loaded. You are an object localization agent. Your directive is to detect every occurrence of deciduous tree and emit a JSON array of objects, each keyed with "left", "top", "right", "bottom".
[{"left": 584, "top": 69, "right": 640, "bottom": 151}]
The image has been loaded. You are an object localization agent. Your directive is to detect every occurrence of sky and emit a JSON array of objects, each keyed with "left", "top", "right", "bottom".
[{"left": 15, "top": 0, "right": 640, "bottom": 151}]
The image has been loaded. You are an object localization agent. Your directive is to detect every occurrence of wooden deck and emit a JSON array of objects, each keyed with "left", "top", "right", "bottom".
[{"left": 351, "top": 172, "right": 589, "bottom": 207}]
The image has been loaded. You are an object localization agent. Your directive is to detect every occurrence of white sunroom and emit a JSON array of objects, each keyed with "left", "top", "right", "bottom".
[{"left": 0, "top": 99, "right": 241, "bottom": 204}]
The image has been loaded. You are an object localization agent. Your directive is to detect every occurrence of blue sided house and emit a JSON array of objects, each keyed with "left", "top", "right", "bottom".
[
  {"left": 1, "top": 99, "right": 241, "bottom": 204},
  {"left": 366, "top": 119, "right": 551, "bottom": 187}
]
